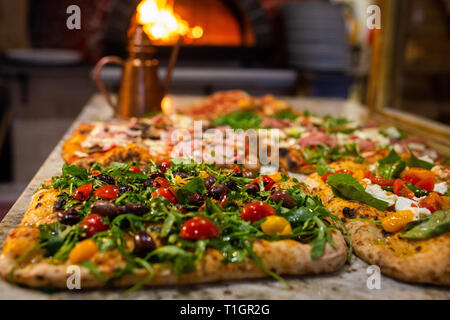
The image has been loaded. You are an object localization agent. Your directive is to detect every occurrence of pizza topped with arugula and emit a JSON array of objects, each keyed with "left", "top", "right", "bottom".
[{"left": 0, "top": 161, "right": 348, "bottom": 289}]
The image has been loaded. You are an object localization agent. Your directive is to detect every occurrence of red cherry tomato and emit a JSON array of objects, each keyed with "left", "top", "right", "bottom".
[
  {"left": 153, "top": 177, "right": 170, "bottom": 188},
  {"left": 321, "top": 170, "right": 353, "bottom": 183},
  {"left": 81, "top": 214, "right": 109, "bottom": 238},
  {"left": 252, "top": 176, "right": 275, "bottom": 191},
  {"left": 241, "top": 201, "right": 275, "bottom": 222},
  {"left": 93, "top": 185, "right": 119, "bottom": 200},
  {"left": 179, "top": 217, "right": 220, "bottom": 239},
  {"left": 73, "top": 184, "right": 93, "bottom": 201},
  {"left": 419, "top": 192, "right": 441, "bottom": 213},
  {"left": 393, "top": 179, "right": 405, "bottom": 195},
  {"left": 219, "top": 193, "right": 227, "bottom": 207},
  {"left": 152, "top": 187, "right": 177, "bottom": 204},
  {"left": 415, "top": 177, "right": 435, "bottom": 193},
  {"left": 370, "top": 175, "right": 394, "bottom": 187},
  {"left": 129, "top": 166, "right": 141, "bottom": 173},
  {"left": 90, "top": 170, "right": 101, "bottom": 176},
  {"left": 157, "top": 160, "right": 171, "bottom": 173}
]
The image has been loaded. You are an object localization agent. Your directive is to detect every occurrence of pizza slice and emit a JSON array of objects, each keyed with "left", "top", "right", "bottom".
[
  {"left": 0, "top": 161, "right": 347, "bottom": 289},
  {"left": 304, "top": 150, "right": 450, "bottom": 285}
]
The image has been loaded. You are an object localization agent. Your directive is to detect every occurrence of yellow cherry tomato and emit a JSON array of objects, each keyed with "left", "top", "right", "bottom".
[
  {"left": 268, "top": 172, "right": 283, "bottom": 182},
  {"left": 261, "top": 216, "right": 292, "bottom": 236},
  {"left": 381, "top": 210, "right": 414, "bottom": 233},
  {"left": 69, "top": 239, "right": 97, "bottom": 264}
]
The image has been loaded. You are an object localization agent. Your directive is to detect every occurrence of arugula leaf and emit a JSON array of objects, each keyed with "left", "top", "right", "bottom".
[
  {"left": 212, "top": 110, "right": 262, "bottom": 130},
  {"left": 271, "top": 109, "right": 299, "bottom": 121},
  {"left": 400, "top": 210, "right": 450, "bottom": 240},
  {"left": 377, "top": 149, "right": 406, "bottom": 179},
  {"left": 279, "top": 207, "right": 314, "bottom": 226},
  {"left": 407, "top": 150, "right": 434, "bottom": 170},
  {"left": 316, "top": 163, "right": 334, "bottom": 176},
  {"left": 176, "top": 177, "right": 206, "bottom": 205},
  {"left": 326, "top": 173, "right": 389, "bottom": 211}
]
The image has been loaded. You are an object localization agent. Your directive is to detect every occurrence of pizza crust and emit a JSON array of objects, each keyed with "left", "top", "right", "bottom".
[{"left": 304, "top": 172, "right": 450, "bottom": 285}]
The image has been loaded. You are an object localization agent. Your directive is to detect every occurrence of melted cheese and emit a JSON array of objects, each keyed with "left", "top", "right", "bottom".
[
  {"left": 365, "top": 184, "right": 397, "bottom": 206},
  {"left": 434, "top": 182, "right": 448, "bottom": 194},
  {"left": 395, "top": 197, "right": 431, "bottom": 220}
]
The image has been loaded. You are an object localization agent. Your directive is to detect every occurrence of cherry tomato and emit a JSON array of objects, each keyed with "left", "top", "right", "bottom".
[
  {"left": 401, "top": 168, "right": 434, "bottom": 185},
  {"left": 419, "top": 192, "right": 441, "bottom": 213},
  {"left": 152, "top": 187, "right": 177, "bottom": 204},
  {"left": 415, "top": 177, "right": 435, "bottom": 193},
  {"left": 393, "top": 179, "right": 405, "bottom": 195},
  {"left": 73, "top": 184, "right": 93, "bottom": 201},
  {"left": 81, "top": 214, "right": 109, "bottom": 238},
  {"left": 241, "top": 201, "right": 275, "bottom": 222},
  {"left": 321, "top": 170, "right": 353, "bottom": 183},
  {"left": 153, "top": 177, "right": 170, "bottom": 188},
  {"left": 90, "top": 170, "right": 101, "bottom": 176},
  {"left": 252, "top": 176, "right": 275, "bottom": 191},
  {"left": 179, "top": 217, "right": 220, "bottom": 239},
  {"left": 369, "top": 175, "right": 394, "bottom": 187},
  {"left": 219, "top": 193, "right": 227, "bottom": 207},
  {"left": 93, "top": 185, "right": 119, "bottom": 200},
  {"left": 364, "top": 171, "right": 373, "bottom": 179},
  {"left": 157, "top": 160, "right": 171, "bottom": 173},
  {"left": 129, "top": 166, "right": 141, "bottom": 173}
]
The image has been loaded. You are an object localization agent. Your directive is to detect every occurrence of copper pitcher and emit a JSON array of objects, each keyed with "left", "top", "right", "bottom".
[{"left": 94, "top": 24, "right": 175, "bottom": 118}]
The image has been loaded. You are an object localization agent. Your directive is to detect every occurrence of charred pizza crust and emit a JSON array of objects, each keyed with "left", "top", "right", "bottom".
[
  {"left": 0, "top": 188, "right": 347, "bottom": 289},
  {"left": 304, "top": 171, "right": 450, "bottom": 285}
]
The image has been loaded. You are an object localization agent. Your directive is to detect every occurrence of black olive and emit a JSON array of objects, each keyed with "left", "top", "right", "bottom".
[
  {"left": 270, "top": 190, "right": 296, "bottom": 209},
  {"left": 208, "top": 184, "right": 228, "bottom": 200},
  {"left": 204, "top": 176, "right": 217, "bottom": 189},
  {"left": 188, "top": 193, "right": 206, "bottom": 206},
  {"left": 91, "top": 200, "right": 120, "bottom": 218},
  {"left": 118, "top": 185, "right": 132, "bottom": 194},
  {"left": 119, "top": 203, "right": 149, "bottom": 216},
  {"left": 245, "top": 184, "right": 260, "bottom": 195},
  {"left": 149, "top": 172, "right": 165, "bottom": 180},
  {"left": 53, "top": 198, "right": 67, "bottom": 211},
  {"left": 242, "top": 170, "right": 255, "bottom": 178},
  {"left": 134, "top": 231, "right": 156, "bottom": 257},
  {"left": 174, "top": 172, "right": 189, "bottom": 179},
  {"left": 232, "top": 171, "right": 243, "bottom": 177},
  {"left": 225, "top": 179, "right": 238, "bottom": 191},
  {"left": 96, "top": 173, "right": 115, "bottom": 185},
  {"left": 143, "top": 172, "right": 165, "bottom": 188},
  {"left": 57, "top": 208, "right": 81, "bottom": 225}
]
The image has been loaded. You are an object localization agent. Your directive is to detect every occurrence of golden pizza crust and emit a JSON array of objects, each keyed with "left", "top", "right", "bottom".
[
  {"left": 0, "top": 188, "right": 348, "bottom": 289},
  {"left": 304, "top": 172, "right": 450, "bottom": 285}
]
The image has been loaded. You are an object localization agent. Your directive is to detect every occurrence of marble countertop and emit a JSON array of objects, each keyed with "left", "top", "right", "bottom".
[{"left": 0, "top": 94, "right": 448, "bottom": 300}]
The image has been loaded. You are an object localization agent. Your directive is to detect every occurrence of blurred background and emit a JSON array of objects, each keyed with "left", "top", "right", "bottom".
[{"left": 0, "top": 0, "right": 449, "bottom": 217}]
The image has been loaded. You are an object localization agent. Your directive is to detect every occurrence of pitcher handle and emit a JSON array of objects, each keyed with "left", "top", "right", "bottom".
[{"left": 93, "top": 56, "right": 124, "bottom": 109}]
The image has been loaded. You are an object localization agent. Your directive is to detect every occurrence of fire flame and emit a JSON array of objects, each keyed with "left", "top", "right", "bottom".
[{"left": 136, "top": 0, "right": 203, "bottom": 42}]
